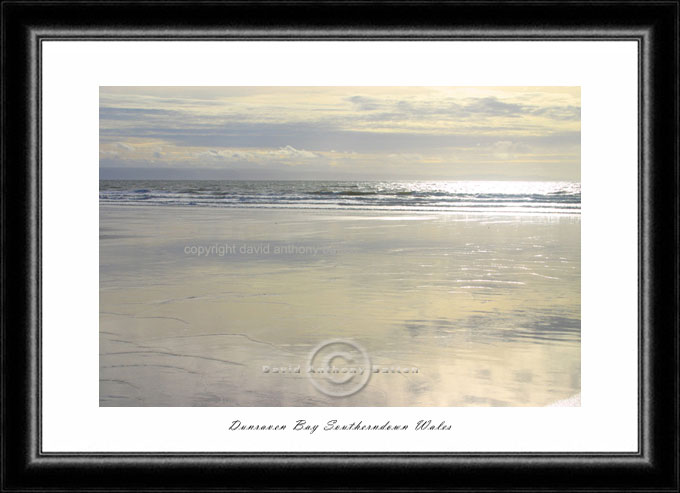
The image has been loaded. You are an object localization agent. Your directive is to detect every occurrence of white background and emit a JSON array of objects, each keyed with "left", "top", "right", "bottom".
[{"left": 42, "top": 41, "right": 638, "bottom": 452}]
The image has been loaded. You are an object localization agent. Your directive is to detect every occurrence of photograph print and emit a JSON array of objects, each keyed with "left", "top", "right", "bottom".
[{"left": 99, "top": 86, "right": 581, "bottom": 407}]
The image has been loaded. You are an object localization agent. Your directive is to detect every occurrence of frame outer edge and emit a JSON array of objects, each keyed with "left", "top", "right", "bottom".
[{"left": 1, "top": 1, "right": 678, "bottom": 491}]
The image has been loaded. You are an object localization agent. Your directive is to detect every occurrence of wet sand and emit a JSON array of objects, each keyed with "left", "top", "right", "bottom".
[{"left": 100, "top": 205, "right": 580, "bottom": 406}]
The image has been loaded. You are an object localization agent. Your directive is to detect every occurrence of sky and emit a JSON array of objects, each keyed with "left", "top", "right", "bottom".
[{"left": 100, "top": 86, "right": 580, "bottom": 181}]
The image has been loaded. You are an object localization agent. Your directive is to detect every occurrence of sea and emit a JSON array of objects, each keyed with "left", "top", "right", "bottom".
[{"left": 99, "top": 180, "right": 580, "bottom": 215}]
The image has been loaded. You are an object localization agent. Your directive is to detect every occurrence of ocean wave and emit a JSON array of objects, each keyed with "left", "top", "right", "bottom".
[{"left": 100, "top": 180, "right": 581, "bottom": 215}]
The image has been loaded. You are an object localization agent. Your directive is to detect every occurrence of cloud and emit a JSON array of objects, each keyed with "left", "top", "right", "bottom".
[
  {"left": 116, "top": 142, "right": 135, "bottom": 152},
  {"left": 387, "top": 152, "right": 424, "bottom": 162},
  {"left": 196, "top": 149, "right": 225, "bottom": 161},
  {"left": 266, "top": 145, "right": 319, "bottom": 163},
  {"left": 194, "top": 148, "right": 258, "bottom": 163},
  {"left": 532, "top": 105, "right": 581, "bottom": 121},
  {"left": 100, "top": 107, "right": 181, "bottom": 121},
  {"left": 346, "top": 95, "right": 382, "bottom": 111},
  {"left": 101, "top": 119, "right": 579, "bottom": 154},
  {"left": 99, "top": 87, "right": 580, "bottom": 180},
  {"left": 373, "top": 96, "right": 580, "bottom": 122},
  {"left": 491, "top": 140, "right": 532, "bottom": 160},
  {"left": 462, "top": 97, "right": 527, "bottom": 117}
]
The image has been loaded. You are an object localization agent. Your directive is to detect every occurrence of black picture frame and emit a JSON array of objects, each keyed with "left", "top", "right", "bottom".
[{"left": 2, "top": 1, "right": 678, "bottom": 491}]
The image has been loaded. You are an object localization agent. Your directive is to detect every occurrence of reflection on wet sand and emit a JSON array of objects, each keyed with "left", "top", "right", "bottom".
[{"left": 100, "top": 205, "right": 580, "bottom": 406}]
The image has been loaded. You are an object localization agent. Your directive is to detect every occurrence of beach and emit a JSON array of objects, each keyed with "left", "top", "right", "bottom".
[{"left": 100, "top": 203, "right": 580, "bottom": 406}]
